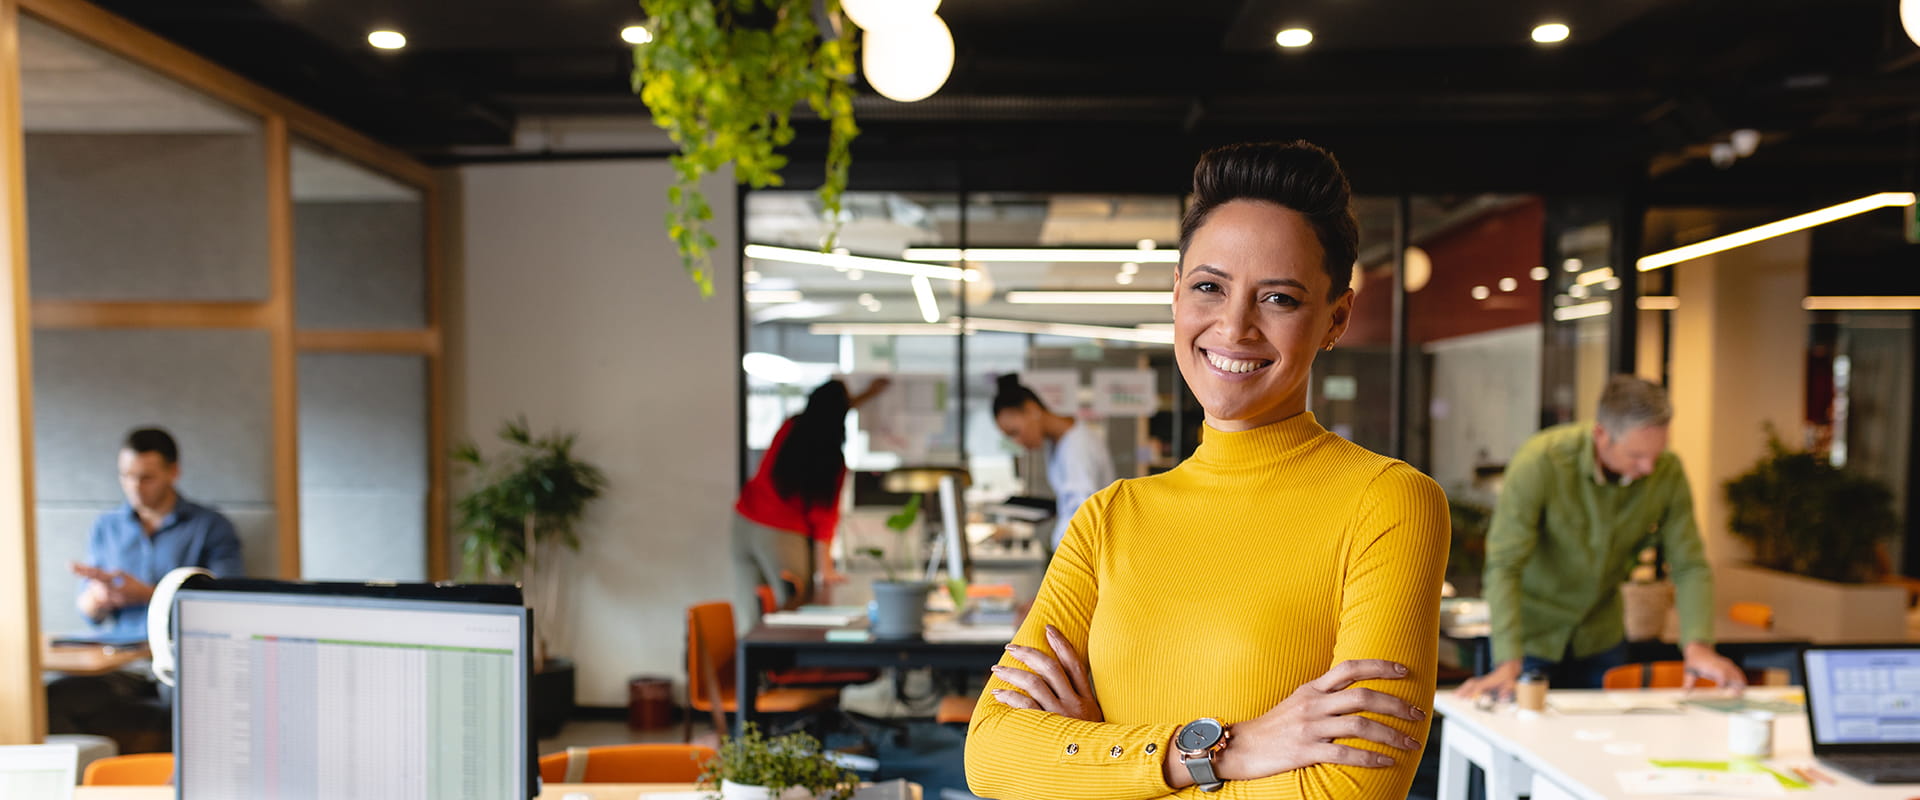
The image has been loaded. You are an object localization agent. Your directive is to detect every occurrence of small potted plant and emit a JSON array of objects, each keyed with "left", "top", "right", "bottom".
[
  {"left": 700, "top": 723, "right": 857, "bottom": 800},
  {"left": 858, "top": 495, "right": 934, "bottom": 639}
]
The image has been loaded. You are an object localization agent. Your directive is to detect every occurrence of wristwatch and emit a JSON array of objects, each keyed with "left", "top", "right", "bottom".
[{"left": 1176, "top": 717, "right": 1232, "bottom": 792}]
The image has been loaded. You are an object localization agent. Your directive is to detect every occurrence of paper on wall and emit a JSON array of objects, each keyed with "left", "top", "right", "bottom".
[{"left": 1090, "top": 368, "right": 1158, "bottom": 417}]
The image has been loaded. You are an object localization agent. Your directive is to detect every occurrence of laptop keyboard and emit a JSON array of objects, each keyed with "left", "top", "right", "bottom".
[{"left": 1829, "top": 755, "right": 1920, "bottom": 782}]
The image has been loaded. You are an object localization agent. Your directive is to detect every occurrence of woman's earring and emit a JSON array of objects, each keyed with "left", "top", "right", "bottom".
[{"left": 1322, "top": 340, "right": 1336, "bottom": 352}]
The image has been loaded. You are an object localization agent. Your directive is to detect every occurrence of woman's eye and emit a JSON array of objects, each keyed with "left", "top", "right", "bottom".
[
  {"left": 1264, "top": 293, "right": 1300, "bottom": 307},
  {"left": 1190, "top": 281, "right": 1221, "bottom": 293}
]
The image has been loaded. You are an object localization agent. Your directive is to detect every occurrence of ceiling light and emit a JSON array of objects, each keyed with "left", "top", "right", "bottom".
[
  {"left": 1638, "top": 193, "right": 1917, "bottom": 271},
  {"left": 967, "top": 317, "right": 1174, "bottom": 345},
  {"left": 742, "top": 352, "right": 804, "bottom": 383},
  {"left": 1403, "top": 247, "right": 1432, "bottom": 293},
  {"left": 857, "top": 292, "right": 877, "bottom": 306},
  {"left": 903, "top": 247, "right": 1181, "bottom": 264},
  {"left": 1574, "top": 267, "right": 1615, "bottom": 287},
  {"left": 846, "top": 269, "right": 864, "bottom": 281},
  {"left": 809, "top": 322, "right": 963, "bottom": 337},
  {"left": 842, "top": 0, "right": 940, "bottom": 32},
  {"left": 1563, "top": 258, "right": 1583, "bottom": 272},
  {"left": 1637, "top": 296, "right": 1680, "bottom": 311},
  {"left": 1730, "top": 129, "right": 1760, "bottom": 158},
  {"left": 1802, "top": 296, "right": 1920, "bottom": 311},
  {"left": 1530, "top": 266, "right": 1550, "bottom": 281},
  {"left": 1136, "top": 239, "right": 1158, "bottom": 251},
  {"left": 1006, "top": 291, "right": 1173, "bottom": 305},
  {"left": 1498, "top": 277, "right": 1518, "bottom": 293},
  {"left": 1115, "top": 273, "right": 1136, "bottom": 285},
  {"left": 863, "top": 14, "right": 954, "bottom": 103},
  {"left": 1553, "top": 300, "right": 1613, "bottom": 321},
  {"left": 743, "top": 269, "right": 762, "bottom": 285},
  {"left": 1275, "top": 28, "right": 1314, "bottom": 48},
  {"left": 1120, "top": 261, "right": 1140, "bottom": 274},
  {"left": 1603, "top": 277, "right": 1622, "bottom": 292},
  {"left": 621, "top": 26, "right": 653, "bottom": 45},
  {"left": 1531, "top": 23, "right": 1569, "bottom": 44},
  {"left": 911, "top": 275, "right": 940, "bottom": 323},
  {"left": 368, "top": 30, "right": 407, "bottom": 50},
  {"left": 1569, "top": 284, "right": 1589, "bottom": 299},
  {"left": 744, "top": 244, "right": 974, "bottom": 281},
  {"left": 746, "top": 290, "right": 802, "bottom": 304},
  {"left": 1905, "top": 0, "right": 1920, "bottom": 47},
  {"left": 1471, "top": 285, "right": 1490, "bottom": 301}
]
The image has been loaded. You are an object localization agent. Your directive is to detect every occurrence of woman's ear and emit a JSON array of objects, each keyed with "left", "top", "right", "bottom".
[{"left": 1328, "top": 288, "right": 1355, "bottom": 342}]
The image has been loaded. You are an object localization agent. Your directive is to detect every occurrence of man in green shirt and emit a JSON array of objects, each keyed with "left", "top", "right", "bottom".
[{"left": 1457, "top": 376, "right": 1746, "bottom": 698}]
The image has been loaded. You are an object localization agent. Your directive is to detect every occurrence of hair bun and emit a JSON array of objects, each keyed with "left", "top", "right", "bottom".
[{"left": 996, "top": 373, "right": 1023, "bottom": 390}]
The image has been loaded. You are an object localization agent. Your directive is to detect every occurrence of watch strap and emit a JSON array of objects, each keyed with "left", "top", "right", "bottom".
[{"left": 1183, "top": 753, "right": 1223, "bottom": 792}]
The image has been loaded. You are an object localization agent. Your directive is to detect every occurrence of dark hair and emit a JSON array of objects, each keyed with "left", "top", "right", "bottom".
[
  {"left": 991, "top": 374, "right": 1045, "bottom": 416},
  {"left": 123, "top": 427, "right": 178, "bottom": 464},
  {"left": 771, "top": 379, "right": 851, "bottom": 507},
  {"left": 1177, "top": 140, "right": 1359, "bottom": 300}
]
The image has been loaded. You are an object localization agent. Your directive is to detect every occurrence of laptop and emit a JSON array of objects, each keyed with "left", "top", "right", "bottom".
[{"left": 1801, "top": 645, "right": 1920, "bottom": 784}]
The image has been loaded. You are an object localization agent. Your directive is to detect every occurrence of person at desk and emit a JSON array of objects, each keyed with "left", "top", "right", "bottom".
[
  {"left": 1456, "top": 377, "right": 1745, "bottom": 700},
  {"left": 49, "top": 427, "right": 243, "bottom": 745},
  {"left": 991, "top": 374, "right": 1116, "bottom": 552},
  {"left": 966, "top": 141, "right": 1450, "bottom": 800},
  {"left": 732, "top": 377, "right": 890, "bottom": 626}
]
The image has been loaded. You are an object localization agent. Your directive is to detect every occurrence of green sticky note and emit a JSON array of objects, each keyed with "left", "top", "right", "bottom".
[{"left": 1649, "top": 759, "right": 1809, "bottom": 790}]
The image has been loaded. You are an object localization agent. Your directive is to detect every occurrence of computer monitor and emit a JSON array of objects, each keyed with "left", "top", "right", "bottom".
[{"left": 171, "top": 582, "right": 533, "bottom": 800}]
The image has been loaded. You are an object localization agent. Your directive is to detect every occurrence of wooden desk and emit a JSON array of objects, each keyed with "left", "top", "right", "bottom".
[
  {"left": 42, "top": 640, "right": 149, "bottom": 676},
  {"left": 736, "top": 618, "right": 1011, "bottom": 734},
  {"left": 74, "top": 783, "right": 922, "bottom": 799}
]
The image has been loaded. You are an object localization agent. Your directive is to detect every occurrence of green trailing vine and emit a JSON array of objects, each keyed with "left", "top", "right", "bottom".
[{"left": 632, "top": 0, "right": 860, "bottom": 297}]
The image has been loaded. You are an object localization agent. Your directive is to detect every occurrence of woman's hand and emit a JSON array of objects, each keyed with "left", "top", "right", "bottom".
[
  {"left": 1214, "top": 659, "right": 1426, "bottom": 780},
  {"left": 988, "top": 624, "right": 1104, "bottom": 722}
]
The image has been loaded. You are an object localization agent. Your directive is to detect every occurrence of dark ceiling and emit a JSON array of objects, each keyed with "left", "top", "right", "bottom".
[{"left": 79, "top": 0, "right": 1920, "bottom": 202}]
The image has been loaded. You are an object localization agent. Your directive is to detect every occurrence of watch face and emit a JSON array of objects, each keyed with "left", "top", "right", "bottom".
[{"left": 1178, "top": 718, "right": 1223, "bottom": 751}]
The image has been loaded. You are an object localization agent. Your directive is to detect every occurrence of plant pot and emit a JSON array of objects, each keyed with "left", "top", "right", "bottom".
[
  {"left": 1620, "top": 580, "right": 1675, "bottom": 641},
  {"left": 869, "top": 580, "right": 933, "bottom": 639},
  {"left": 1718, "top": 563, "right": 1907, "bottom": 641},
  {"left": 719, "top": 780, "right": 828, "bottom": 800},
  {"left": 530, "top": 657, "right": 575, "bottom": 740}
]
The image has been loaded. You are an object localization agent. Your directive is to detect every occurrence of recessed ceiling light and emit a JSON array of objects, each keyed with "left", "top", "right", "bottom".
[
  {"left": 1530, "top": 266, "right": 1550, "bottom": 281},
  {"left": 368, "top": 30, "right": 407, "bottom": 50},
  {"left": 1498, "top": 277, "right": 1518, "bottom": 293},
  {"left": 1532, "top": 23, "right": 1569, "bottom": 44},
  {"left": 621, "top": 26, "right": 653, "bottom": 45},
  {"left": 1116, "top": 272, "right": 1136, "bottom": 285},
  {"left": 1471, "top": 285, "right": 1491, "bottom": 301},
  {"left": 1275, "top": 28, "right": 1314, "bottom": 48}
]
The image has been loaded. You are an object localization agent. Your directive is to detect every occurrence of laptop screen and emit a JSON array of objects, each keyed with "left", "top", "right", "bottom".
[{"left": 1805, "top": 648, "right": 1920, "bottom": 745}]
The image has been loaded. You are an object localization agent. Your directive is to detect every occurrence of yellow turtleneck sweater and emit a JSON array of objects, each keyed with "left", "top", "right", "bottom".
[{"left": 965, "top": 412, "right": 1450, "bottom": 800}]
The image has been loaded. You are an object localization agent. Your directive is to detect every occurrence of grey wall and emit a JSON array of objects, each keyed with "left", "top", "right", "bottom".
[
  {"left": 26, "top": 134, "right": 269, "bottom": 300},
  {"left": 32, "top": 330, "right": 277, "bottom": 635},
  {"left": 294, "top": 201, "right": 426, "bottom": 329},
  {"left": 298, "top": 354, "right": 428, "bottom": 581},
  {"left": 454, "top": 161, "right": 738, "bottom": 707}
]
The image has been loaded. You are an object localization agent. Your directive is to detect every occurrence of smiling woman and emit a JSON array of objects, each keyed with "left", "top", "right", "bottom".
[{"left": 964, "top": 141, "right": 1451, "bottom": 800}]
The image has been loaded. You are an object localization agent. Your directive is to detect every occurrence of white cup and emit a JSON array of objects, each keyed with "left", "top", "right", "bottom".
[{"left": 1727, "top": 710, "right": 1775, "bottom": 759}]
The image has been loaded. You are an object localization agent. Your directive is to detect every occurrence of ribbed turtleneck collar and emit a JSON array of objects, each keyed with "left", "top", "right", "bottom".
[{"left": 1187, "top": 411, "right": 1327, "bottom": 470}]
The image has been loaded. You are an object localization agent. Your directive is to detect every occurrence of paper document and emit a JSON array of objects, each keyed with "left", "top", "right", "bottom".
[
  {"left": 1617, "top": 769, "right": 1785, "bottom": 797},
  {"left": 1549, "top": 692, "right": 1685, "bottom": 714},
  {"left": 924, "top": 622, "right": 1015, "bottom": 643},
  {"left": 763, "top": 611, "right": 865, "bottom": 627}
]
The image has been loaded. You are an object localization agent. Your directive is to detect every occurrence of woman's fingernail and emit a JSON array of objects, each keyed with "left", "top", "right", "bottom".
[
  {"left": 1395, "top": 664, "right": 1409, "bottom": 676},
  {"left": 1378, "top": 755, "right": 1397, "bottom": 767},
  {"left": 1412, "top": 707, "right": 1427, "bottom": 719},
  {"left": 1403, "top": 736, "right": 1419, "bottom": 749}
]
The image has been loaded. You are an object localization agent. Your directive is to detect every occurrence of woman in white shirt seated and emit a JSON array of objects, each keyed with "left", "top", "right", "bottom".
[{"left": 992, "top": 374, "right": 1118, "bottom": 551}]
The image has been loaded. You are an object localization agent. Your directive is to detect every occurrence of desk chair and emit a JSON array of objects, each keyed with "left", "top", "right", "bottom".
[
  {"left": 754, "top": 587, "right": 882, "bottom": 689},
  {"left": 1602, "top": 661, "right": 1771, "bottom": 689},
  {"left": 538, "top": 744, "right": 715, "bottom": 783},
  {"left": 685, "top": 601, "right": 841, "bottom": 741},
  {"left": 81, "top": 753, "right": 173, "bottom": 786}
]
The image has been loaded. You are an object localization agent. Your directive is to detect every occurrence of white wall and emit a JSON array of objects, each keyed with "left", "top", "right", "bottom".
[
  {"left": 1668, "top": 231, "right": 1809, "bottom": 571},
  {"left": 1424, "top": 324, "right": 1542, "bottom": 490},
  {"left": 453, "top": 161, "right": 738, "bottom": 707}
]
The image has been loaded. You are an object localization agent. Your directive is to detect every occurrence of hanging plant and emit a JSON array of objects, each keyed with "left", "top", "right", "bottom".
[{"left": 632, "top": 0, "right": 860, "bottom": 297}]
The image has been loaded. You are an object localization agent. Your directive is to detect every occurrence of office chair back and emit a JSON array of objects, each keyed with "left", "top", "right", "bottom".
[
  {"left": 538, "top": 744, "right": 716, "bottom": 784},
  {"left": 82, "top": 753, "right": 174, "bottom": 786}
]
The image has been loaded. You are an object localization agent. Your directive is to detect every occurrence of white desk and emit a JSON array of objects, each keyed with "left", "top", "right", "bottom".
[
  {"left": 74, "top": 783, "right": 922, "bottom": 799},
  {"left": 1433, "top": 689, "right": 1912, "bottom": 800}
]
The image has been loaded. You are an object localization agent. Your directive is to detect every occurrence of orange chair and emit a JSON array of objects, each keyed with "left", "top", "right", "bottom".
[
  {"left": 1602, "top": 661, "right": 1767, "bottom": 690},
  {"left": 538, "top": 744, "right": 716, "bottom": 784},
  {"left": 936, "top": 695, "right": 975, "bottom": 726},
  {"left": 685, "top": 601, "right": 840, "bottom": 741},
  {"left": 82, "top": 753, "right": 174, "bottom": 786},
  {"left": 1728, "top": 602, "right": 1773, "bottom": 629}
]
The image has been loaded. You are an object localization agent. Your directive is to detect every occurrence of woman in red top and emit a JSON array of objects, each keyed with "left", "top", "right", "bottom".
[{"left": 733, "top": 377, "right": 890, "bottom": 627}]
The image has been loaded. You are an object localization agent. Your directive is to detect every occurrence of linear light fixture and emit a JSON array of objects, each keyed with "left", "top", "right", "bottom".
[
  {"left": 911, "top": 275, "right": 941, "bottom": 323},
  {"left": 1004, "top": 291, "right": 1173, "bottom": 305},
  {"left": 1636, "top": 296, "right": 1681, "bottom": 311},
  {"left": 744, "top": 244, "right": 977, "bottom": 282},
  {"left": 1802, "top": 296, "right": 1920, "bottom": 311},
  {"left": 1552, "top": 300, "right": 1614, "bottom": 321},
  {"left": 745, "top": 290, "right": 803, "bottom": 304},
  {"left": 806, "top": 318, "right": 1173, "bottom": 345},
  {"left": 1574, "top": 267, "right": 1616, "bottom": 287},
  {"left": 903, "top": 247, "right": 1182, "bottom": 264},
  {"left": 1637, "top": 192, "right": 1918, "bottom": 272}
]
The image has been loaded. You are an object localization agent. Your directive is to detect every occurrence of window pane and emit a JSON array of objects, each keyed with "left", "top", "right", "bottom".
[
  {"left": 298, "top": 354, "right": 428, "bottom": 581},
  {"left": 293, "top": 141, "right": 427, "bottom": 329}
]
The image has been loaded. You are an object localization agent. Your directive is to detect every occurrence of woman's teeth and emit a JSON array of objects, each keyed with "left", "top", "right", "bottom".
[{"left": 1206, "top": 351, "right": 1271, "bottom": 374}]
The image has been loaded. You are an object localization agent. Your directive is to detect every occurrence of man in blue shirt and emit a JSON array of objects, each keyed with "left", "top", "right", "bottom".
[
  {"left": 71, "top": 427, "right": 244, "bottom": 637},
  {"left": 48, "top": 427, "right": 243, "bottom": 749}
]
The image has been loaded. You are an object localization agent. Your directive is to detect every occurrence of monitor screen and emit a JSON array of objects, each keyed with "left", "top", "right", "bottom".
[
  {"left": 173, "top": 588, "right": 530, "bottom": 800},
  {"left": 1806, "top": 648, "right": 1920, "bottom": 745}
]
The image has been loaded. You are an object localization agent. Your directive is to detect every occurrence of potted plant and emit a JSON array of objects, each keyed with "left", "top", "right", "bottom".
[
  {"left": 631, "top": 0, "right": 860, "bottom": 296},
  {"left": 700, "top": 723, "right": 857, "bottom": 800},
  {"left": 858, "top": 495, "right": 933, "bottom": 639},
  {"left": 452, "top": 417, "right": 607, "bottom": 735},
  {"left": 1719, "top": 429, "right": 1904, "bottom": 640}
]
